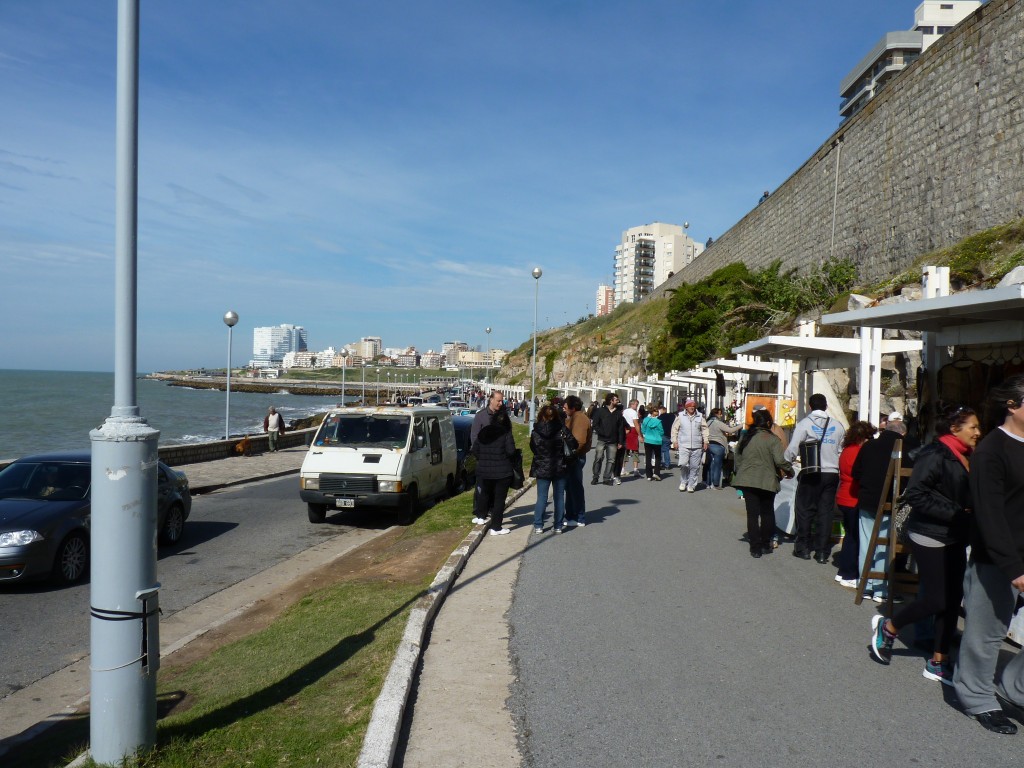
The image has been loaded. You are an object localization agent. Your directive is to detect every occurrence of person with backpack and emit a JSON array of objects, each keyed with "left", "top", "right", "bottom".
[{"left": 784, "top": 393, "right": 846, "bottom": 563}]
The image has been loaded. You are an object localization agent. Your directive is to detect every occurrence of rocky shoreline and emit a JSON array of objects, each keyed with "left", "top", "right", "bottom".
[{"left": 146, "top": 372, "right": 356, "bottom": 397}]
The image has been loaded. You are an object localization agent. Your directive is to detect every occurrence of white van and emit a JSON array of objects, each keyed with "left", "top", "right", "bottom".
[{"left": 299, "top": 406, "right": 458, "bottom": 523}]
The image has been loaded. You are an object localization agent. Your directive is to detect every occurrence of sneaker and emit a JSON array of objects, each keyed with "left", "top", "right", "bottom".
[
  {"left": 471, "top": 517, "right": 487, "bottom": 525},
  {"left": 923, "top": 659, "right": 954, "bottom": 686},
  {"left": 576, "top": 520, "right": 587, "bottom": 527},
  {"left": 871, "top": 592, "right": 906, "bottom": 604},
  {"left": 620, "top": 470, "right": 630, "bottom": 477},
  {"left": 533, "top": 527, "right": 544, "bottom": 534},
  {"left": 613, "top": 478, "right": 621, "bottom": 485},
  {"left": 554, "top": 527, "right": 563, "bottom": 534},
  {"left": 565, "top": 520, "right": 578, "bottom": 527},
  {"left": 489, "top": 528, "right": 510, "bottom": 536},
  {"left": 870, "top": 615, "right": 896, "bottom": 664},
  {"left": 687, "top": 486, "right": 695, "bottom": 493},
  {"left": 679, "top": 482, "right": 687, "bottom": 492},
  {"left": 591, "top": 478, "right": 599, "bottom": 485},
  {"left": 837, "top": 578, "right": 858, "bottom": 589},
  {"left": 653, "top": 475, "right": 662, "bottom": 481}
]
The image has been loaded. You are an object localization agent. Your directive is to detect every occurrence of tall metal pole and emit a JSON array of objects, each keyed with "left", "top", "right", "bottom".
[
  {"left": 341, "top": 356, "right": 346, "bottom": 405},
  {"left": 485, "top": 326, "right": 491, "bottom": 384},
  {"left": 223, "top": 311, "right": 238, "bottom": 439},
  {"left": 89, "top": 1, "right": 161, "bottom": 762},
  {"left": 361, "top": 364, "right": 366, "bottom": 405},
  {"left": 531, "top": 267, "right": 542, "bottom": 426}
]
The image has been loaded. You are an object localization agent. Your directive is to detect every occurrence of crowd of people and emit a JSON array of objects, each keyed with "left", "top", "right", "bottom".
[{"left": 469, "top": 374, "right": 1024, "bottom": 735}]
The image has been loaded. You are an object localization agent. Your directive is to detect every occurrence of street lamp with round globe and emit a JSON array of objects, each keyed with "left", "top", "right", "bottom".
[
  {"left": 531, "top": 268, "right": 542, "bottom": 427},
  {"left": 223, "top": 311, "right": 238, "bottom": 440}
]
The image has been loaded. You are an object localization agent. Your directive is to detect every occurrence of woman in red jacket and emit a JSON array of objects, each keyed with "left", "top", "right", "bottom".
[{"left": 835, "top": 421, "right": 876, "bottom": 588}]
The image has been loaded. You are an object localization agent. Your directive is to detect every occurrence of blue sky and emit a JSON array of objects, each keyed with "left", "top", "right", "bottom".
[{"left": 0, "top": 0, "right": 918, "bottom": 372}]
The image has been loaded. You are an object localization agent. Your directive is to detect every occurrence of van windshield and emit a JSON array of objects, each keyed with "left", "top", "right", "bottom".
[{"left": 314, "top": 414, "right": 411, "bottom": 449}]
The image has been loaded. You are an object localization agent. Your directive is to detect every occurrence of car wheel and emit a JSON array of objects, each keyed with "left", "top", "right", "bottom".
[
  {"left": 446, "top": 473, "right": 457, "bottom": 498},
  {"left": 457, "top": 469, "right": 469, "bottom": 494},
  {"left": 160, "top": 503, "right": 186, "bottom": 545},
  {"left": 53, "top": 532, "right": 89, "bottom": 585},
  {"left": 397, "top": 486, "right": 418, "bottom": 525},
  {"left": 308, "top": 503, "right": 328, "bottom": 524}
]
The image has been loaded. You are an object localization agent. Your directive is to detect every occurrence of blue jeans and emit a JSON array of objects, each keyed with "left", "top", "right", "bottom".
[
  {"left": 534, "top": 475, "right": 567, "bottom": 530},
  {"left": 707, "top": 442, "right": 727, "bottom": 487},
  {"left": 565, "top": 455, "right": 586, "bottom": 523},
  {"left": 661, "top": 440, "right": 671, "bottom": 468}
]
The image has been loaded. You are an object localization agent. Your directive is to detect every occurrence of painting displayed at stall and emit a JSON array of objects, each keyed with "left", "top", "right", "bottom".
[{"left": 742, "top": 393, "right": 797, "bottom": 428}]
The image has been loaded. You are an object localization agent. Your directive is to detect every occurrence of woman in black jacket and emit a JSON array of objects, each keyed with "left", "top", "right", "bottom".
[
  {"left": 529, "top": 404, "right": 570, "bottom": 533},
  {"left": 473, "top": 406, "right": 517, "bottom": 536},
  {"left": 869, "top": 405, "right": 981, "bottom": 684}
]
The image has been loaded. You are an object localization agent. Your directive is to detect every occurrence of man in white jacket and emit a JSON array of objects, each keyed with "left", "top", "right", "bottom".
[
  {"left": 671, "top": 398, "right": 710, "bottom": 493},
  {"left": 784, "top": 393, "right": 846, "bottom": 563}
]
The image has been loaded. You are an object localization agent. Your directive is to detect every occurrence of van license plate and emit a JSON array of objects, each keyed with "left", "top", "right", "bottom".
[{"left": 335, "top": 498, "right": 355, "bottom": 508}]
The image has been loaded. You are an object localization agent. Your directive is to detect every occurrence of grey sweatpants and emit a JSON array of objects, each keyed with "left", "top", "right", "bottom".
[{"left": 953, "top": 559, "right": 1024, "bottom": 714}]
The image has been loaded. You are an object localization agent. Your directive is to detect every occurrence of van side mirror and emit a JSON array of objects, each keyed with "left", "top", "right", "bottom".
[{"left": 415, "top": 435, "right": 426, "bottom": 450}]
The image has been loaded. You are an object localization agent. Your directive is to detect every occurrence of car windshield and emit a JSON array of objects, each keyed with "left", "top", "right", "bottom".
[
  {"left": 314, "top": 414, "right": 411, "bottom": 449},
  {"left": 0, "top": 461, "right": 91, "bottom": 501}
]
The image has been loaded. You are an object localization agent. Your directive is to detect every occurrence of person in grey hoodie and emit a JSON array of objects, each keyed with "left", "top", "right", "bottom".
[{"left": 785, "top": 393, "right": 846, "bottom": 563}]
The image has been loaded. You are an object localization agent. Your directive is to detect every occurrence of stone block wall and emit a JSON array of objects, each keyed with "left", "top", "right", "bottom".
[{"left": 653, "top": 0, "right": 1024, "bottom": 294}]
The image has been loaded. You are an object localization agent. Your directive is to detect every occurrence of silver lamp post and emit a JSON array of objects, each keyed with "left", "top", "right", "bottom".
[
  {"left": 341, "top": 353, "right": 347, "bottom": 406},
  {"left": 223, "top": 311, "right": 238, "bottom": 439},
  {"left": 485, "top": 326, "right": 492, "bottom": 383},
  {"left": 361, "top": 364, "right": 366, "bottom": 405},
  {"left": 375, "top": 367, "right": 381, "bottom": 404},
  {"left": 531, "top": 267, "right": 542, "bottom": 427}
]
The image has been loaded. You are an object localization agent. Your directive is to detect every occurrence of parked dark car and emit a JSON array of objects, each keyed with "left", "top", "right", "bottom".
[
  {"left": 0, "top": 452, "right": 191, "bottom": 585},
  {"left": 452, "top": 415, "right": 478, "bottom": 493}
]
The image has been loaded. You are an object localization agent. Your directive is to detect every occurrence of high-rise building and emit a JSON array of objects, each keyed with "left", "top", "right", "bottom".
[
  {"left": 839, "top": 1, "right": 980, "bottom": 120},
  {"left": 596, "top": 284, "right": 615, "bottom": 316},
  {"left": 613, "top": 223, "right": 703, "bottom": 305},
  {"left": 251, "top": 324, "right": 307, "bottom": 368}
]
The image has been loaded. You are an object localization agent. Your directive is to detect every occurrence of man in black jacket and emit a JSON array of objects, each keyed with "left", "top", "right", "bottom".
[{"left": 590, "top": 393, "right": 625, "bottom": 485}]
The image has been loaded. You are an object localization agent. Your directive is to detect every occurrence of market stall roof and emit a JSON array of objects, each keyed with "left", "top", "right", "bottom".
[
  {"left": 731, "top": 335, "right": 921, "bottom": 371},
  {"left": 821, "top": 283, "right": 1024, "bottom": 345},
  {"left": 698, "top": 357, "right": 780, "bottom": 374}
]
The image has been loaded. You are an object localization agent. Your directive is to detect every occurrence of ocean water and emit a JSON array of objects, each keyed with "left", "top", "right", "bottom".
[{"left": 0, "top": 370, "right": 346, "bottom": 460}]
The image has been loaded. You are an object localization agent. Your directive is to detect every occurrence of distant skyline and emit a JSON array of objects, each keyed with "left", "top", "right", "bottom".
[{"left": 1, "top": 1, "right": 921, "bottom": 372}]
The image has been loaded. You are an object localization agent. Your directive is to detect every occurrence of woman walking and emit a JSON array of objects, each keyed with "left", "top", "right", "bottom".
[
  {"left": 835, "top": 421, "right": 876, "bottom": 588},
  {"left": 732, "top": 409, "right": 794, "bottom": 558},
  {"left": 869, "top": 405, "right": 980, "bottom": 685},
  {"left": 473, "top": 405, "right": 517, "bottom": 536},
  {"left": 530, "top": 404, "right": 569, "bottom": 533},
  {"left": 706, "top": 407, "right": 740, "bottom": 489},
  {"left": 640, "top": 408, "right": 665, "bottom": 480}
]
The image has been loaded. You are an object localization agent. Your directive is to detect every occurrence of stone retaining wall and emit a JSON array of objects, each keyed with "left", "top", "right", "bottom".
[{"left": 653, "top": 0, "right": 1024, "bottom": 294}]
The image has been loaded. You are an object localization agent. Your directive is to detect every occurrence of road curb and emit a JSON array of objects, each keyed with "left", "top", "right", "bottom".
[
  {"left": 356, "top": 481, "right": 534, "bottom": 768},
  {"left": 189, "top": 467, "right": 300, "bottom": 496}
]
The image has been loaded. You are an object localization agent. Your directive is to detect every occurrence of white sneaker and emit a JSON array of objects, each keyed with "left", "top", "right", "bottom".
[
  {"left": 533, "top": 527, "right": 544, "bottom": 534},
  {"left": 838, "top": 578, "right": 858, "bottom": 589},
  {"left": 687, "top": 487, "right": 695, "bottom": 493},
  {"left": 489, "top": 528, "right": 510, "bottom": 536},
  {"left": 613, "top": 477, "right": 621, "bottom": 485},
  {"left": 678, "top": 482, "right": 686, "bottom": 492},
  {"left": 576, "top": 521, "right": 587, "bottom": 527},
  {"left": 565, "top": 520, "right": 579, "bottom": 527},
  {"left": 471, "top": 517, "right": 487, "bottom": 525}
]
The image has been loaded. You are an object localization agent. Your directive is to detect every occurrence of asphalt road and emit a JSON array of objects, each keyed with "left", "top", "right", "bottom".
[
  {"left": 507, "top": 465, "right": 1024, "bottom": 767},
  {"left": 0, "top": 475, "right": 386, "bottom": 698}
]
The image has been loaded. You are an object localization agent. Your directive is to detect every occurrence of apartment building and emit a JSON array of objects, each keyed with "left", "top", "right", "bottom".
[
  {"left": 250, "top": 324, "right": 307, "bottom": 368},
  {"left": 596, "top": 284, "right": 615, "bottom": 316},
  {"left": 839, "top": 1, "right": 981, "bottom": 120},
  {"left": 613, "top": 222, "right": 703, "bottom": 305}
]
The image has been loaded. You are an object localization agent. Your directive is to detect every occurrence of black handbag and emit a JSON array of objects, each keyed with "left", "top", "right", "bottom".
[
  {"left": 798, "top": 417, "right": 829, "bottom": 475},
  {"left": 560, "top": 426, "right": 579, "bottom": 460},
  {"left": 510, "top": 448, "right": 525, "bottom": 489}
]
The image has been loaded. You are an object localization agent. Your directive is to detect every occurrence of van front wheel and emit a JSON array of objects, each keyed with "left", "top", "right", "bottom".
[
  {"left": 397, "top": 487, "right": 418, "bottom": 525},
  {"left": 308, "top": 503, "right": 328, "bottom": 523}
]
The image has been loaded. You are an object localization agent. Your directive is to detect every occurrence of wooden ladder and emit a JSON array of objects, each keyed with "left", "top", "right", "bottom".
[{"left": 854, "top": 439, "right": 918, "bottom": 614}]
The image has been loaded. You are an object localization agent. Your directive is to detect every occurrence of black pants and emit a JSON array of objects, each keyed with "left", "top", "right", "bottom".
[
  {"left": 891, "top": 540, "right": 967, "bottom": 655},
  {"left": 479, "top": 476, "right": 512, "bottom": 531},
  {"left": 794, "top": 472, "right": 839, "bottom": 556},
  {"left": 742, "top": 487, "right": 777, "bottom": 552},
  {"left": 836, "top": 504, "right": 860, "bottom": 580},
  {"left": 644, "top": 442, "right": 662, "bottom": 478}
]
